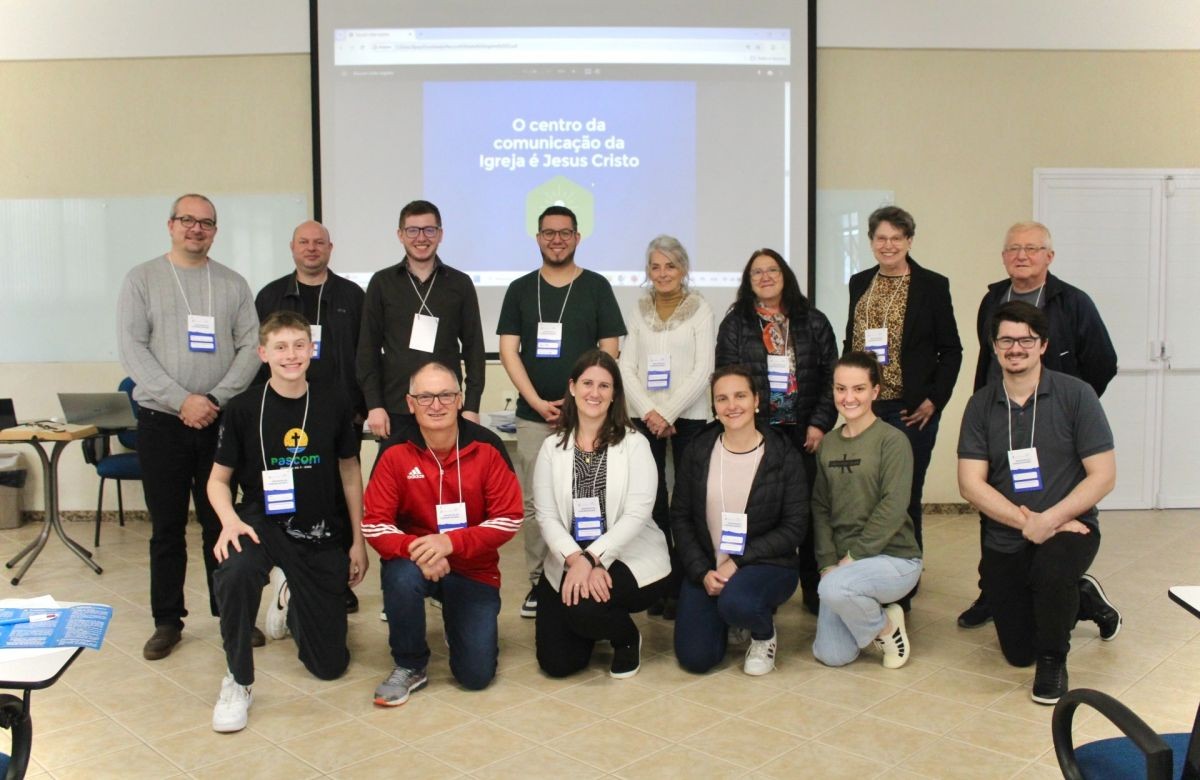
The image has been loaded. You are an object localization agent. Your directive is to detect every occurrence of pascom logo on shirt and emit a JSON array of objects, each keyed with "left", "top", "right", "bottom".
[{"left": 269, "top": 427, "right": 322, "bottom": 467}]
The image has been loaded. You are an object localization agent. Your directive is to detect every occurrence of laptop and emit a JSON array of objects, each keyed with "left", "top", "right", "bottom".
[
  {"left": 0, "top": 399, "right": 16, "bottom": 430},
  {"left": 57, "top": 393, "right": 137, "bottom": 430}
]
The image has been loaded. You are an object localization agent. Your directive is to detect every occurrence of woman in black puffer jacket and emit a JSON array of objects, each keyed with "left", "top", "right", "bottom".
[
  {"left": 715, "top": 248, "right": 837, "bottom": 612},
  {"left": 670, "top": 365, "right": 807, "bottom": 676}
]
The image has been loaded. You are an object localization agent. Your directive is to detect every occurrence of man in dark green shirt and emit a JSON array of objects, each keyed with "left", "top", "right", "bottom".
[{"left": 497, "top": 205, "right": 626, "bottom": 617}]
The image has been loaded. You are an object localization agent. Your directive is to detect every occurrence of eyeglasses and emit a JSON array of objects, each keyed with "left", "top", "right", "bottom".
[
  {"left": 538, "top": 228, "right": 576, "bottom": 241},
  {"left": 1003, "top": 245, "right": 1047, "bottom": 256},
  {"left": 407, "top": 391, "right": 460, "bottom": 406},
  {"left": 872, "top": 236, "right": 910, "bottom": 246},
  {"left": 994, "top": 336, "right": 1040, "bottom": 349},
  {"left": 750, "top": 267, "right": 782, "bottom": 279},
  {"left": 172, "top": 215, "right": 217, "bottom": 231},
  {"left": 401, "top": 226, "right": 441, "bottom": 239}
]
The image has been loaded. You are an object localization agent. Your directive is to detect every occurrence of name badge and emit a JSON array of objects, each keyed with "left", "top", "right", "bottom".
[
  {"left": 410, "top": 313, "right": 438, "bottom": 353},
  {"left": 536, "top": 322, "right": 563, "bottom": 358},
  {"left": 310, "top": 324, "right": 323, "bottom": 360},
  {"left": 187, "top": 314, "right": 216, "bottom": 353},
  {"left": 1007, "top": 447, "right": 1043, "bottom": 493},
  {"left": 262, "top": 469, "right": 296, "bottom": 515},
  {"left": 766, "top": 354, "right": 790, "bottom": 393},
  {"left": 647, "top": 353, "right": 671, "bottom": 390},
  {"left": 572, "top": 496, "right": 604, "bottom": 542},
  {"left": 436, "top": 501, "right": 468, "bottom": 533},
  {"left": 719, "top": 511, "right": 748, "bottom": 555},
  {"left": 864, "top": 327, "right": 889, "bottom": 365}
]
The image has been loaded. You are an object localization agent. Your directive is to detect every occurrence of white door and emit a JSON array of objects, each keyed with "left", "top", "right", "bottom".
[
  {"left": 1036, "top": 169, "right": 1200, "bottom": 509},
  {"left": 1160, "top": 176, "right": 1200, "bottom": 507}
]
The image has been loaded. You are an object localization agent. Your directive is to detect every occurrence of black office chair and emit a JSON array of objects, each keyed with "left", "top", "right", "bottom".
[
  {"left": 0, "top": 693, "right": 31, "bottom": 779},
  {"left": 1053, "top": 688, "right": 1200, "bottom": 778},
  {"left": 81, "top": 377, "right": 142, "bottom": 547}
]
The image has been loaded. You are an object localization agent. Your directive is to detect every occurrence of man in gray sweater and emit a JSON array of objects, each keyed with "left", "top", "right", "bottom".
[{"left": 118, "top": 194, "right": 261, "bottom": 660}]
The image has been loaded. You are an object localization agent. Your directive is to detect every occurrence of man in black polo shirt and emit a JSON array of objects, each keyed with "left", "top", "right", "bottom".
[
  {"left": 957, "top": 301, "right": 1117, "bottom": 705},
  {"left": 257, "top": 220, "right": 366, "bottom": 612},
  {"left": 357, "top": 200, "right": 486, "bottom": 454},
  {"left": 207, "top": 311, "right": 368, "bottom": 732}
]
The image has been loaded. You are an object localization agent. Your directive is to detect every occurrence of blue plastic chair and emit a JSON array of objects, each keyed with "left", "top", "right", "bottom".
[
  {"left": 82, "top": 378, "right": 142, "bottom": 547},
  {"left": 1053, "top": 688, "right": 1200, "bottom": 779},
  {"left": 0, "top": 692, "right": 31, "bottom": 779}
]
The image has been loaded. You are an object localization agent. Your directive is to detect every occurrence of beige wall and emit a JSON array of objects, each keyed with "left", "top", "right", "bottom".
[{"left": 3, "top": 49, "right": 1198, "bottom": 510}]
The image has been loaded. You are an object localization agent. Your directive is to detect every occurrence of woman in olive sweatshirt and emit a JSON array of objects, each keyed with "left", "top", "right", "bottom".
[{"left": 811, "top": 352, "right": 922, "bottom": 669}]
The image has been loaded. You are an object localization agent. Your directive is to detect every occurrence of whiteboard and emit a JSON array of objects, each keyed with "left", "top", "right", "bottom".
[{"left": 0, "top": 194, "right": 309, "bottom": 362}]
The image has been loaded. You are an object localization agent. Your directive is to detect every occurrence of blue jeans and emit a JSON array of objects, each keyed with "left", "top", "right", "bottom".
[
  {"left": 673, "top": 564, "right": 799, "bottom": 673},
  {"left": 813, "top": 555, "right": 923, "bottom": 667},
  {"left": 874, "top": 399, "right": 939, "bottom": 550},
  {"left": 380, "top": 557, "right": 500, "bottom": 690}
]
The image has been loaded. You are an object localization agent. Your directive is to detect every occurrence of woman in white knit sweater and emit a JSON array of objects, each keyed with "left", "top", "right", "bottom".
[{"left": 618, "top": 235, "right": 714, "bottom": 619}]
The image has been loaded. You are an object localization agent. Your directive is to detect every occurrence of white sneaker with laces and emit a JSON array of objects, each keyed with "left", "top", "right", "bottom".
[
  {"left": 744, "top": 631, "right": 777, "bottom": 676},
  {"left": 874, "top": 603, "right": 910, "bottom": 669},
  {"left": 265, "top": 567, "right": 290, "bottom": 640},
  {"left": 212, "top": 672, "right": 253, "bottom": 733}
]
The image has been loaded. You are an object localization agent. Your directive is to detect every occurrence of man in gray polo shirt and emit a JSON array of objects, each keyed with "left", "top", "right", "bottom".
[
  {"left": 118, "top": 194, "right": 261, "bottom": 661},
  {"left": 957, "top": 301, "right": 1118, "bottom": 705}
]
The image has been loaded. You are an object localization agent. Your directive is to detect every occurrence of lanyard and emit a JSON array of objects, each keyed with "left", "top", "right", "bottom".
[
  {"left": 294, "top": 274, "right": 325, "bottom": 325},
  {"left": 429, "top": 435, "right": 462, "bottom": 506},
  {"left": 1004, "top": 283, "right": 1044, "bottom": 307},
  {"left": 259, "top": 383, "right": 311, "bottom": 471},
  {"left": 864, "top": 272, "right": 908, "bottom": 329},
  {"left": 572, "top": 445, "right": 607, "bottom": 499},
  {"left": 167, "top": 256, "right": 213, "bottom": 317},
  {"left": 407, "top": 267, "right": 438, "bottom": 317},
  {"left": 719, "top": 433, "right": 764, "bottom": 513},
  {"left": 1002, "top": 380, "right": 1039, "bottom": 452},
  {"left": 537, "top": 270, "right": 576, "bottom": 323}
]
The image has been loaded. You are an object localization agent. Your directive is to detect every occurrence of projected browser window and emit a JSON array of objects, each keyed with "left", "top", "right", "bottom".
[{"left": 323, "top": 25, "right": 796, "bottom": 292}]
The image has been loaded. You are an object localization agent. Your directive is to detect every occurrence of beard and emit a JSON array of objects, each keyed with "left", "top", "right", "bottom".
[{"left": 540, "top": 248, "right": 576, "bottom": 266}]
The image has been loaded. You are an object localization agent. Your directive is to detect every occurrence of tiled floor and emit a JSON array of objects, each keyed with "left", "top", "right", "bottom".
[{"left": 2, "top": 509, "right": 1198, "bottom": 779}]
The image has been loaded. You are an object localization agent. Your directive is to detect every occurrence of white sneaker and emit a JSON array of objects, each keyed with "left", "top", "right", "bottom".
[
  {"left": 744, "top": 632, "right": 777, "bottom": 676},
  {"left": 265, "top": 567, "right": 290, "bottom": 640},
  {"left": 212, "top": 672, "right": 252, "bottom": 732},
  {"left": 874, "top": 603, "right": 910, "bottom": 669}
]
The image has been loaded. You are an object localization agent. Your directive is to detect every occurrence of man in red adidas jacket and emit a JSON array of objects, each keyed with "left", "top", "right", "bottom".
[{"left": 364, "top": 361, "right": 523, "bottom": 706}]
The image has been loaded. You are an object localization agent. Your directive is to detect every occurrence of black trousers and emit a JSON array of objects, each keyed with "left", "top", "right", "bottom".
[
  {"left": 137, "top": 407, "right": 222, "bottom": 628},
  {"left": 535, "top": 561, "right": 666, "bottom": 678},
  {"left": 777, "top": 424, "right": 819, "bottom": 592},
  {"left": 213, "top": 513, "right": 349, "bottom": 686},
  {"left": 980, "top": 529, "right": 1100, "bottom": 666},
  {"left": 633, "top": 417, "right": 706, "bottom": 599}
]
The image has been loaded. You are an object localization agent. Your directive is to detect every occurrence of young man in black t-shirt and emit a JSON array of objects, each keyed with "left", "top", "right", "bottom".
[{"left": 207, "top": 311, "right": 368, "bottom": 733}]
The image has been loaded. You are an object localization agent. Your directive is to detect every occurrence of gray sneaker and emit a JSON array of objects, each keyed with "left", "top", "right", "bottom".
[{"left": 373, "top": 666, "right": 427, "bottom": 707}]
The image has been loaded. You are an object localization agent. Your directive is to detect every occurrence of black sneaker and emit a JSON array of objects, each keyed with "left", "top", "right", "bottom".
[
  {"left": 1078, "top": 574, "right": 1121, "bottom": 641},
  {"left": 1031, "top": 653, "right": 1068, "bottom": 705},
  {"left": 957, "top": 594, "right": 992, "bottom": 628},
  {"left": 344, "top": 588, "right": 359, "bottom": 614},
  {"left": 610, "top": 634, "right": 642, "bottom": 679},
  {"left": 520, "top": 588, "right": 537, "bottom": 619},
  {"left": 801, "top": 588, "right": 821, "bottom": 616}
]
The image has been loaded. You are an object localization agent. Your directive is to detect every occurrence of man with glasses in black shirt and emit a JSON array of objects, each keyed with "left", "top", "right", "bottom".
[{"left": 357, "top": 200, "right": 485, "bottom": 459}]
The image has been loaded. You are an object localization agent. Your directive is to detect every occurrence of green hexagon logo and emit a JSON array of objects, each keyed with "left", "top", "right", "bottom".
[{"left": 526, "top": 176, "right": 594, "bottom": 238}]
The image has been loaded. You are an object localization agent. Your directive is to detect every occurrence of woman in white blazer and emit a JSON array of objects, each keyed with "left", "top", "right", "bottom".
[
  {"left": 618, "top": 235, "right": 714, "bottom": 620},
  {"left": 534, "top": 349, "right": 669, "bottom": 679}
]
